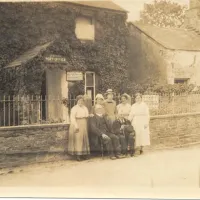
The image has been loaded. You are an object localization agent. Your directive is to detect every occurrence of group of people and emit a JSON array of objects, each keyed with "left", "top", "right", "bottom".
[{"left": 67, "top": 89, "right": 150, "bottom": 161}]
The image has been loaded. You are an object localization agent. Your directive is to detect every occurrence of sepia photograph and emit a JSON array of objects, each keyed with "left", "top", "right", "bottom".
[{"left": 0, "top": 0, "right": 200, "bottom": 198}]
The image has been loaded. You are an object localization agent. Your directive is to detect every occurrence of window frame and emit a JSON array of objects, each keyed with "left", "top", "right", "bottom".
[
  {"left": 75, "top": 15, "right": 95, "bottom": 41},
  {"left": 174, "top": 78, "right": 189, "bottom": 84}
]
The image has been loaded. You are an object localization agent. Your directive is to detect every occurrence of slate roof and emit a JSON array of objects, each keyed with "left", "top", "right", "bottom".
[
  {"left": 5, "top": 42, "right": 52, "bottom": 68},
  {"left": 131, "top": 22, "right": 200, "bottom": 51},
  {"left": 69, "top": 1, "right": 127, "bottom": 12}
]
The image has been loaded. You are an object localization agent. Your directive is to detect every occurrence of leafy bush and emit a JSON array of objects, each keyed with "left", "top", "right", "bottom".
[{"left": 138, "top": 0, "right": 187, "bottom": 28}]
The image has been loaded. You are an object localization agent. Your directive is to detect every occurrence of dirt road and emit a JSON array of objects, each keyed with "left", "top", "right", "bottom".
[{"left": 1, "top": 147, "right": 200, "bottom": 198}]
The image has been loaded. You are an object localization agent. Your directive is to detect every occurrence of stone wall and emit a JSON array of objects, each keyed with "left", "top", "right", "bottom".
[
  {"left": 165, "top": 50, "right": 200, "bottom": 85},
  {"left": 150, "top": 113, "right": 200, "bottom": 149},
  {"left": 1, "top": 113, "right": 200, "bottom": 168},
  {"left": 0, "top": 123, "right": 69, "bottom": 168},
  {"left": 129, "top": 23, "right": 200, "bottom": 85},
  {"left": 128, "top": 24, "right": 168, "bottom": 84}
]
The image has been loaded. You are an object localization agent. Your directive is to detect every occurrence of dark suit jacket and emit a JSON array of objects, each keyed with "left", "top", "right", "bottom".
[
  {"left": 112, "top": 118, "right": 135, "bottom": 135},
  {"left": 88, "top": 114, "right": 113, "bottom": 152},
  {"left": 88, "top": 114, "right": 113, "bottom": 137}
]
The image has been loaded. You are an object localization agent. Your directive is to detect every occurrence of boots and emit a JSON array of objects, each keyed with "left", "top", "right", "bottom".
[
  {"left": 130, "top": 150, "right": 135, "bottom": 157},
  {"left": 82, "top": 155, "right": 90, "bottom": 160},
  {"left": 76, "top": 155, "right": 81, "bottom": 161}
]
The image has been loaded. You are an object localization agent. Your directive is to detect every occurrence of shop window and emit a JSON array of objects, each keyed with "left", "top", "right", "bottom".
[{"left": 75, "top": 16, "right": 95, "bottom": 41}]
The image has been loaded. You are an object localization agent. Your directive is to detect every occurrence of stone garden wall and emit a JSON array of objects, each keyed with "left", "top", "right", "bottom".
[
  {"left": 150, "top": 113, "right": 200, "bottom": 149},
  {"left": 1, "top": 113, "right": 200, "bottom": 168},
  {"left": 0, "top": 124, "right": 69, "bottom": 168}
]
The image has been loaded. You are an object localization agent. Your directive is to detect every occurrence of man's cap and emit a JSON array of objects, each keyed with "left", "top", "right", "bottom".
[
  {"left": 105, "top": 89, "right": 116, "bottom": 96},
  {"left": 106, "top": 89, "right": 114, "bottom": 94}
]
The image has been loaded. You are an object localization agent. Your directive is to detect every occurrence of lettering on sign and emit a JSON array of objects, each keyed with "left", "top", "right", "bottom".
[
  {"left": 67, "top": 72, "right": 83, "bottom": 81},
  {"left": 142, "top": 95, "right": 159, "bottom": 109},
  {"left": 44, "top": 55, "right": 67, "bottom": 63}
]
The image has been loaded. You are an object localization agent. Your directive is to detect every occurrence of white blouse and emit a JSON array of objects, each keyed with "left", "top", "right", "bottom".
[
  {"left": 70, "top": 105, "right": 89, "bottom": 128},
  {"left": 117, "top": 103, "right": 131, "bottom": 118},
  {"left": 128, "top": 102, "right": 150, "bottom": 125}
]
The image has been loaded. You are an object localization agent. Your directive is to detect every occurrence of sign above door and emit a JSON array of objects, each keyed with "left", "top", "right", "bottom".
[{"left": 44, "top": 54, "right": 67, "bottom": 63}]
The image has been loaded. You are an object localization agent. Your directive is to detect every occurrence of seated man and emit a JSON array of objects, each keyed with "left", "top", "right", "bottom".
[
  {"left": 88, "top": 104, "right": 123, "bottom": 160},
  {"left": 112, "top": 115, "right": 135, "bottom": 157}
]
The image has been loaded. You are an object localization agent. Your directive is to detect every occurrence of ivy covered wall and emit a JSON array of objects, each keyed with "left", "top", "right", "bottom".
[{"left": 0, "top": 2, "right": 131, "bottom": 95}]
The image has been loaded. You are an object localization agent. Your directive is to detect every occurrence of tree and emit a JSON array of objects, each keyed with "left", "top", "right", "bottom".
[{"left": 139, "top": 0, "right": 187, "bottom": 28}]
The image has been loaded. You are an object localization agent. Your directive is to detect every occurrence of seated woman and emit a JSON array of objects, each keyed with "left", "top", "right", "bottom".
[{"left": 112, "top": 115, "right": 135, "bottom": 157}]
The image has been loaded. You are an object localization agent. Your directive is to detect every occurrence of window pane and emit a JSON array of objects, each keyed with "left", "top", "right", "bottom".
[
  {"left": 86, "top": 73, "right": 94, "bottom": 87},
  {"left": 174, "top": 79, "right": 188, "bottom": 84},
  {"left": 75, "top": 17, "right": 95, "bottom": 40}
]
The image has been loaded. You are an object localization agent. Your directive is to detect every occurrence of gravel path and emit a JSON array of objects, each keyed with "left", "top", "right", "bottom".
[{"left": 1, "top": 147, "right": 200, "bottom": 198}]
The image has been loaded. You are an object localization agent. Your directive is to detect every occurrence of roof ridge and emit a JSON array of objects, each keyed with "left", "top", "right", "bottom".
[
  {"left": 131, "top": 22, "right": 188, "bottom": 31},
  {"left": 129, "top": 22, "right": 200, "bottom": 51},
  {"left": 5, "top": 41, "right": 53, "bottom": 69},
  {"left": 68, "top": 0, "right": 127, "bottom": 12}
]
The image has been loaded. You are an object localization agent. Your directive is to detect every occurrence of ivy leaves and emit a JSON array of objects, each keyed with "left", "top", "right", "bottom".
[{"left": 0, "top": 2, "right": 130, "bottom": 94}]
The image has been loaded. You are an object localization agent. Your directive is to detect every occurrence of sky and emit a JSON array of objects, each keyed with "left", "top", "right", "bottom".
[{"left": 114, "top": 0, "right": 190, "bottom": 21}]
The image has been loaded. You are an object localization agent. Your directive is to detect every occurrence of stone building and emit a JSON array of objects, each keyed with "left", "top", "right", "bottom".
[
  {"left": 2, "top": 1, "right": 128, "bottom": 123},
  {"left": 129, "top": 15, "right": 200, "bottom": 85},
  {"left": 185, "top": 0, "right": 200, "bottom": 32}
]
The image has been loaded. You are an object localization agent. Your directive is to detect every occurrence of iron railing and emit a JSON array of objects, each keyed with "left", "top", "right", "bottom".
[
  {"left": 1, "top": 92, "right": 200, "bottom": 127},
  {"left": 0, "top": 95, "right": 66, "bottom": 126}
]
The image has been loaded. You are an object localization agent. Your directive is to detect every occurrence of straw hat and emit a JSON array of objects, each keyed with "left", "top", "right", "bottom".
[
  {"left": 95, "top": 94, "right": 104, "bottom": 100},
  {"left": 105, "top": 89, "right": 115, "bottom": 96},
  {"left": 121, "top": 93, "right": 129, "bottom": 100}
]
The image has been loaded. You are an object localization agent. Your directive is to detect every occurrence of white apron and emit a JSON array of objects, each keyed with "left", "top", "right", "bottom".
[{"left": 128, "top": 102, "right": 150, "bottom": 147}]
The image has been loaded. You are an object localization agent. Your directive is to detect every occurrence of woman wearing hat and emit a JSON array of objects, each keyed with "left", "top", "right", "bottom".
[
  {"left": 117, "top": 93, "right": 132, "bottom": 120},
  {"left": 128, "top": 93, "right": 150, "bottom": 155},
  {"left": 104, "top": 89, "right": 118, "bottom": 124},
  {"left": 92, "top": 94, "right": 105, "bottom": 115},
  {"left": 68, "top": 95, "right": 90, "bottom": 161}
]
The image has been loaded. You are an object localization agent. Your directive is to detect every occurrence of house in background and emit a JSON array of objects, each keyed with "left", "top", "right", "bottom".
[
  {"left": 129, "top": 22, "right": 200, "bottom": 85},
  {"left": 2, "top": 1, "right": 128, "bottom": 125},
  {"left": 129, "top": 0, "right": 200, "bottom": 86}
]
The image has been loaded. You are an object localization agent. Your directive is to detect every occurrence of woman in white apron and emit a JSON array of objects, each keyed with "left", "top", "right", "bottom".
[
  {"left": 68, "top": 95, "right": 90, "bottom": 161},
  {"left": 128, "top": 93, "right": 150, "bottom": 154}
]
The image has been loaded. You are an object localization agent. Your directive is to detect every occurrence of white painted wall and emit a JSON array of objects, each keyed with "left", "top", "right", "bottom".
[
  {"left": 165, "top": 50, "right": 200, "bottom": 85},
  {"left": 46, "top": 68, "right": 69, "bottom": 123},
  {"left": 61, "top": 71, "right": 69, "bottom": 123}
]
